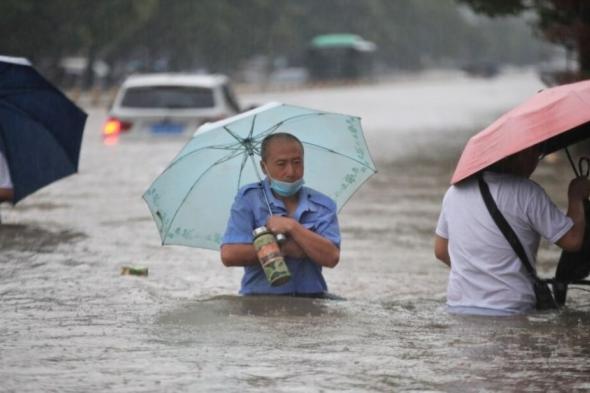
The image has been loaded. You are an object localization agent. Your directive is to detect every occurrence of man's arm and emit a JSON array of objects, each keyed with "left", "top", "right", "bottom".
[
  {"left": 220, "top": 244, "right": 259, "bottom": 267},
  {"left": 279, "top": 238, "right": 307, "bottom": 259},
  {"left": 434, "top": 235, "right": 451, "bottom": 267},
  {"left": 220, "top": 234, "right": 310, "bottom": 267},
  {"left": 220, "top": 190, "right": 259, "bottom": 267},
  {"left": 556, "top": 177, "right": 590, "bottom": 252},
  {"left": 0, "top": 188, "right": 13, "bottom": 203},
  {"left": 266, "top": 215, "right": 340, "bottom": 268}
]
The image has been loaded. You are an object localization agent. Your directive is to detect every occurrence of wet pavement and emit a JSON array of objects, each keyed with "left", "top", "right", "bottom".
[{"left": 1, "top": 68, "right": 590, "bottom": 392}]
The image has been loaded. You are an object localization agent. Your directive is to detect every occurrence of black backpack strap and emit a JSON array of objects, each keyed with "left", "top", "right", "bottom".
[{"left": 477, "top": 174, "right": 539, "bottom": 281}]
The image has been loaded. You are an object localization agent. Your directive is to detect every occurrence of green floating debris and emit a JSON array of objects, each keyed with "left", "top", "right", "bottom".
[{"left": 121, "top": 266, "right": 149, "bottom": 276}]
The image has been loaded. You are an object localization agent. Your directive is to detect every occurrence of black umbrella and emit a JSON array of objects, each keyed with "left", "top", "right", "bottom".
[
  {"left": 552, "top": 157, "right": 590, "bottom": 305},
  {"left": 0, "top": 56, "right": 87, "bottom": 203}
]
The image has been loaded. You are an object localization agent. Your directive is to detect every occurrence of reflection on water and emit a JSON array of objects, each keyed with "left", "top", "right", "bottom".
[{"left": 0, "top": 223, "right": 86, "bottom": 253}]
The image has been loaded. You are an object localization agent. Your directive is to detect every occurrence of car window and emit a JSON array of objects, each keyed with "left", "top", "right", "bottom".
[
  {"left": 222, "top": 84, "right": 241, "bottom": 113},
  {"left": 120, "top": 85, "right": 215, "bottom": 109}
]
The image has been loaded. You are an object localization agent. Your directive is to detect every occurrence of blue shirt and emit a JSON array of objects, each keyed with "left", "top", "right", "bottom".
[{"left": 221, "top": 179, "right": 341, "bottom": 295}]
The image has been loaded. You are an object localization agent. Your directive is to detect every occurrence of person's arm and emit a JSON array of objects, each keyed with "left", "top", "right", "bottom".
[
  {"left": 0, "top": 188, "right": 13, "bottom": 203},
  {"left": 221, "top": 232, "right": 309, "bottom": 266},
  {"left": 220, "top": 244, "right": 258, "bottom": 267},
  {"left": 266, "top": 215, "right": 340, "bottom": 268},
  {"left": 219, "top": 190, "right": 259, "bottom": 267},
  {"left": 434, "top": 235, "right": 451, "bottom": 267},
  {"left": 556, "top": 177, "right": 590, "bottom": 252},
  {"left": 279, "top": 238, "right": 307, "bottom": 259}
]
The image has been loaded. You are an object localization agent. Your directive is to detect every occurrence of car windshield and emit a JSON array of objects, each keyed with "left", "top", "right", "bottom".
[{"left": 120, "top": 85, "right": 215, "bottom": 109}]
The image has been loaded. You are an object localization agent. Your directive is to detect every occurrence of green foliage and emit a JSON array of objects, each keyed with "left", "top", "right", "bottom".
[
  {"left": 0, "top": 0, "right": 155, "bottom": 57},
  {"left": 455, "top": 0, "right": 528, "bottom": 16},
  {"left": 458, "top": 0, "right": 590, "bottom": 74},
  {"left": 0, "top": 0, "right": 552, "bottom": 84}
]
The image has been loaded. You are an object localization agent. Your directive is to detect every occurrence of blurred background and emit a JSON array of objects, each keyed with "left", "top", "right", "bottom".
[{"left": 1, "top": 0, "right": 586, "bottom": 95}]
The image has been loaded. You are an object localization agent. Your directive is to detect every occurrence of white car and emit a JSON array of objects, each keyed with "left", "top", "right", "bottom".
[{"left": 103, "top": 73, "right": 240, "bottom": 138}]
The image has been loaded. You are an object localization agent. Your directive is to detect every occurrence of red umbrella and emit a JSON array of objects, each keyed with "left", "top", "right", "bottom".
[{"left": 451, "top": 79, "right": 590, "bottom": 184}]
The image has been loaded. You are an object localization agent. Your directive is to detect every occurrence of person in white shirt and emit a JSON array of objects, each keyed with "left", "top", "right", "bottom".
[
  {"left": 434, "top": 145, "right": 590, "bottom": 315},
  {"left": 0, "top": 150, "right": 14, "bottom": 203}
]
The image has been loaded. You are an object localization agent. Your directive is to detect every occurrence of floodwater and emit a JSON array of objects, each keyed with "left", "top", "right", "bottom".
[{"left": 2, "top": 68, "right": 590, "bottom": 392}]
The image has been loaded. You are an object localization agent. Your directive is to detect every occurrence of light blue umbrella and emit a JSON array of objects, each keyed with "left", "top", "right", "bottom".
[{"left": 143, "top": 102, "right": 377, "bottom": 250}]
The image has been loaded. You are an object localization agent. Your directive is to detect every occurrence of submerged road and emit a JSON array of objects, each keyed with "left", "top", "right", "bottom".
[{"left": 2, "top": 68, "right": 590, "bottom": 392}]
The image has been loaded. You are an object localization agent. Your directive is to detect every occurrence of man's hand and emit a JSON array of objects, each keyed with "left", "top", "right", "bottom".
[
  {"left": 558, "top": 177, "right": 590, "bottom": 252},
  {"left": 266, "top": 215, "right": 306, "bottom": 258},
  {"left": 280, "top": 238, "right": 307, "bottom": 259},
  {"left": 266, "top": 215, "right": 297, "bottom": 235},
  {"left": 568, "top": 177, "right": 590, "bottom": 200},
  {"left": 0, "top": 188, "right": 14, "bottom": 203},
  {"left": 266, "top": 214, "right": 339, "bottom": 268}
]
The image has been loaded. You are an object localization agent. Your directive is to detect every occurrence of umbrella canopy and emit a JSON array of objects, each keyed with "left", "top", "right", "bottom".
[
  {"left": 143, "top": 102, "right": 377, "bottom": 250},
  {"left": 0, "top": 55, "right": 87, "bottom": 203},
  {"left": 451, "top": 79, "right": 590, "bottom": 184}
]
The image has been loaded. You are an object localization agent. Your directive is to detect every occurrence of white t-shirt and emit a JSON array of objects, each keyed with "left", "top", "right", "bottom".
[
  {"left": 436, "top": 172, "right": 573, "bottom": 314},
  {"left": 0, "top": 151, "right": 12, "bottom": 188}
]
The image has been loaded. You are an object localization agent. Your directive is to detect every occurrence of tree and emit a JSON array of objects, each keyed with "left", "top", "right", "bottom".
[
  {"left": 68, "top": 0, "right": 157, "bottom": 88},
  {"left": 0, "top": 0, "right": 157, "bottom": 87},
  {"left": 0, "top": 0, "right": 554, "bottom": 87},
  {"left": 457, "top": 0, "right": 590, "bottom": 81}
]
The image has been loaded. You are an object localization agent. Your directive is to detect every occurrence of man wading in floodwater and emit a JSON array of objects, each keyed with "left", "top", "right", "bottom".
[
  {"left": 220, "top": 132, "right": 341, "bottom": 297},
  {"left": 434, "top": 145, "right": 590, "bottom": 316}
]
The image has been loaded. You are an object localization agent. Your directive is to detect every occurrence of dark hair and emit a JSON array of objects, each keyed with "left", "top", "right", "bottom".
[
  {"left": 488, "top": 143, "right": 541, "bottom": 175},
  {"left": 260, "top": 132, "right": 303, "bottom": 162},
  {"left": 488, "top": 156, "right": 515, "bottom": 175}
]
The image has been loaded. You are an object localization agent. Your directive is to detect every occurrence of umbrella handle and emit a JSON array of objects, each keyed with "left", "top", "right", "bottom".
[
  {"left": 565, "top": 147, "right": 580, "bottom": 177},
  {"left": 579, "top": 157, "right": 590, "bottom": 178}
]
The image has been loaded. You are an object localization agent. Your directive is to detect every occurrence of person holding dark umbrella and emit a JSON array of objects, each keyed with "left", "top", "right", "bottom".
[{"left": 0, "top": 55, "right": 86, "bottom": 208}]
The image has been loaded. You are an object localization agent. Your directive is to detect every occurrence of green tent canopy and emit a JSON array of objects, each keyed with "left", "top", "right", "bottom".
[{"left": 310, "top": 34, "right": 376, "bottom": 52}]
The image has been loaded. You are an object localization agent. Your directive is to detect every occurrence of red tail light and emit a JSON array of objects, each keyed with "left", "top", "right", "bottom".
[{"left": 103, "top": 117, "right": 132, "bottom": 137}]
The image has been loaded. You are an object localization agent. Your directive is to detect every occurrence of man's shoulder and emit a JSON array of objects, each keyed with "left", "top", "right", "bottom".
[
  {"left": 236, "top": 182, "right": 264, "bottom": 198},
  {"left": 485, "top": 173, "right": 551, "bottom": 212},
  {"left": 502, "top": 174, "right": 546, "bottom": 196},
  {"left": 485, "top": 172, "right": 544, "bottom": 192},
  {"left": 443, "top": 177, "right": 475, "bottom": 199},
  {"left": 303, "top": 186, "right": 337, "bottom": 211},
  {"left": 444, "top": 173, "right": 546, "bottom": 204}
]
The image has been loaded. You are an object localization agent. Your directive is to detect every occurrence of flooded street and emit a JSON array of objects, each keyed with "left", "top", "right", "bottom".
[{"left": 2, "top": 68, "right": 590, "bottom": 392}]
